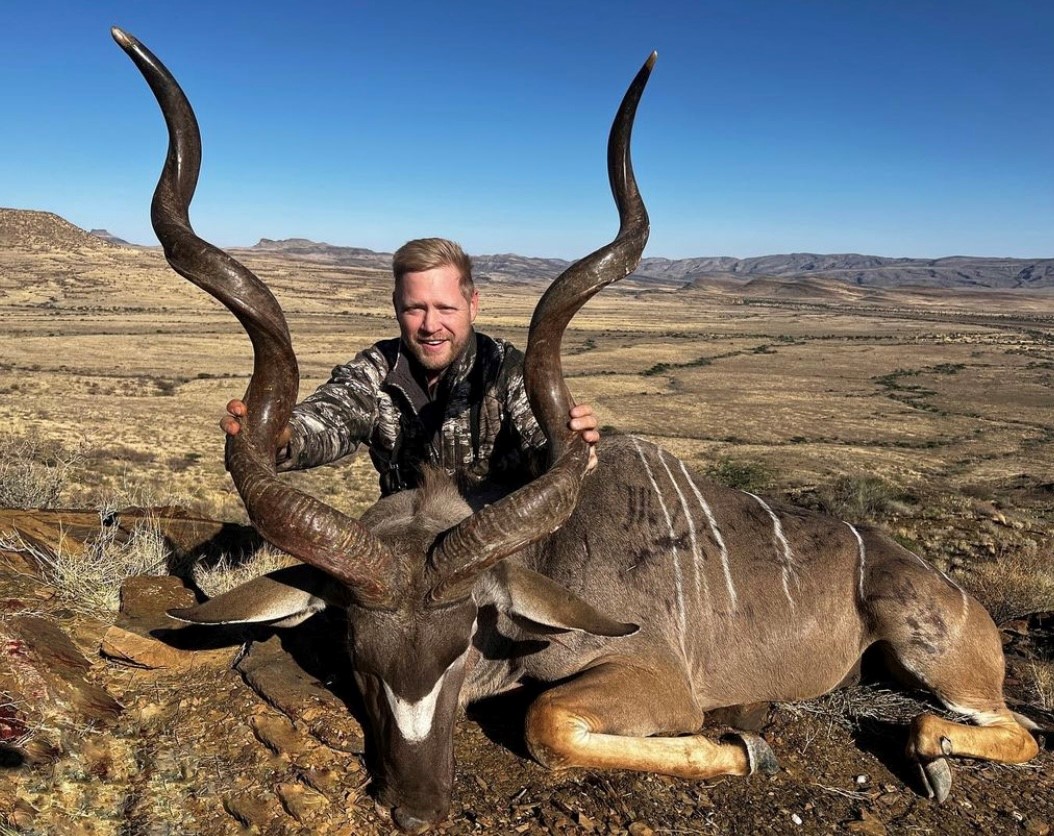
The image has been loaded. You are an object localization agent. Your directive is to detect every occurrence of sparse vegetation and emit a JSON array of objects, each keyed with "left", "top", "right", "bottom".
[
  {"left": 705, "top": 456, "right": 772, "bottom": 492},
  {"left": 969, "top": 544, "right": 1054, "bottom": 623},
  {"left": 193, "top": 543, "right": 297, "bottom": 598},
  {"left": 1028, "top": 661, "right": 1054, "bottom": 711},
  {"left": 0, "top": 519, "right": 170, "bottom": 615},
  {"left": 0, "top": 432, "right": 84, "bottom": 508},
  {"left": 817, "top": 474, "right": 906, "bottom": 522}
]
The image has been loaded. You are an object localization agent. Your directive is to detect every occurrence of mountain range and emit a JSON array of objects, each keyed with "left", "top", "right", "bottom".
[{"left": 3, "top": 208, "right": 1052, "bottom": 290}]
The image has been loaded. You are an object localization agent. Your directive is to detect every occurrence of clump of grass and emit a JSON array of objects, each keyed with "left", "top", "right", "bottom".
[
  {"left": 0, "top": 517, "right": 170, "bottom": 615},
  {"left": 1028, "top": 662, "right": 1054, "bottom": 711},
  {"left": 705, "top": 457, "right": 771, "bottom": 492},
  {"left": 0, "top": 432, "right": 84, "bottom": 509},
  {"left": 193, "top": 543, "right": 298, "bottom": 598},
  {"left": 969, "top": 543, "right": 1054, "bottom": 623},
  {"left": 817, "top": 474, "right": 905, "bottom": 522}
]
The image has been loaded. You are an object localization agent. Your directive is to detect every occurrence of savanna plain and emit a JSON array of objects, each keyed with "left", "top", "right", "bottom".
[{"left": 1, "top": 212, "right": 1052, "bottom": 834}]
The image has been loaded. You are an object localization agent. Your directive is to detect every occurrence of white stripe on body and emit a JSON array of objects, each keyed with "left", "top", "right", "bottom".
[
  {"left": 632, "top": 439, "right": 689, "bottom": 662},
  {"left": 657, "top": 449, "right": 710, "bottom": 610},
  {"left": 679, "top": 460, "right": 738, "bottom": 610},
  {"left": 844, "top": 522, "right": 867, "bottom": 604},
  {"left": 743, "top": 491, "right": 798, "bottom": 606}
]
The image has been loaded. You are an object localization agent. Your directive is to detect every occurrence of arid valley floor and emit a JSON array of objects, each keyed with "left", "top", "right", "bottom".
[{"left": 1, "top": 210, "right": 1053, "bottom": 834}]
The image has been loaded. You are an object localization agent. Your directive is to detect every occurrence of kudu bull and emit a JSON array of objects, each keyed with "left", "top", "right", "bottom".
[{"left": 113, "top": 27, "right": 1041, "bottom": 834}]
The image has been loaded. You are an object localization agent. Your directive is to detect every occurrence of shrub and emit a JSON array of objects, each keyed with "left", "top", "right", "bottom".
[
  {"left": 705, "top": 457, "right": 771, "bottom": 492},
  {"left": 193, "top": 543, "right": 298, "bottom": 598},
  {"left": 0, "top": 518, "right": 170, "bottom": 615},
  {"left": 817, "top": 474, "right": 904, "bottom": 522},
  {"left": 0, "top": 433, "right": 84, "bottom": 509}
]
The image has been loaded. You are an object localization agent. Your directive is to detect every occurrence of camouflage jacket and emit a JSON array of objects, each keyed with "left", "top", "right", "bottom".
[{"left": 278, "top": 331, "right": 546, "bottom": 495}]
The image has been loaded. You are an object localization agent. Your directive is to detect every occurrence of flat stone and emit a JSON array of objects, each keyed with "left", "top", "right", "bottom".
[
  {"left": 236, "top": 635, "right": 365, "bottom": 754},
  {"left": 1, "top": 615, "right": 121, "bottom": 720},
  {"left": 223, "top": 792, "right": 283, "bottom": 831},
  {"left": 250, "top": 711, "right": 312, "bottom": 758},
  {"left": 277, "top": 781, "right": 331, "bottom": 823},
  {"left": 119, "top": 574, "right": 197, "bottom": 619},
  {"left": 99, "top": 624, "right": 234, "bottom": 670}
]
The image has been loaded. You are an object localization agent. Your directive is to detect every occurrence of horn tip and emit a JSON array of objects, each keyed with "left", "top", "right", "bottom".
[
  {"left": 647, "top": 50, "right": 658, "bottom": 66},
  {"left": 111, "top": 26, "right": 134, "bottom": 48}
]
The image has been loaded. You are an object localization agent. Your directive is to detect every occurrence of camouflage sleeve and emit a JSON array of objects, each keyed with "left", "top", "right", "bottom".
[
  {"left": 277, "top": 347, "right": 387, "bottom": 471},
  {"left": 503, "top": 353, "right": 547, "bottom": 452}
]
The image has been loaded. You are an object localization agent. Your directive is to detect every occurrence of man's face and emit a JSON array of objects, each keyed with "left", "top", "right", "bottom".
[{"left": 393, "top": 264, "right": 479, "bottom": 382}]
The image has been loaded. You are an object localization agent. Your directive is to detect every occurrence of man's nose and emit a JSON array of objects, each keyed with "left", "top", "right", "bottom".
[{"left": 420, "top": 309, "right": 439, "bottom": 332}]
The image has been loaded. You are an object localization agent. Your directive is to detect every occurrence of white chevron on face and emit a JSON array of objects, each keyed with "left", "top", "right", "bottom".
[{"left": 382, "top": 649, "right": 467, "bottom": 743}]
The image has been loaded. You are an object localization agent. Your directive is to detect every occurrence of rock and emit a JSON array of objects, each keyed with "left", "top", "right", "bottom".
[
  {"left": 100, "top": 574, "right": 237, "bottom": 670},
  {"left": 1025, "top": 820, "right": 1051, "bottom": 836},
  {"left": 628, "top": 823, "right": 655, "bottom": 836},
  {"left": 297, "top": 766, "right": 345, "bottom": 797},
  {"left": 277, "top": 781, "right": 331, "bottom": 823},
  {"left": 236, "top": 634, "right": 365, "bottom": 754},
  {"left": 119, "top": 574, "right": 196, "bottom": 618},
  {"left": 846, "top": 809, "right": 888, "bottom": 836},
  {"left": 100, "top": 624, "right": 231, "bottom": 669},
  {"left": 1, "top": 614, "right": 121, "bottom": 721},
  {"left": 223, "top": 792, "right": 283, "bottom": 831},
  {"left": 250, "top": 711, "right": 311, "bottom": 758},
  {"left": 0, "top": 613, "right": 121, "bottom": 765}
]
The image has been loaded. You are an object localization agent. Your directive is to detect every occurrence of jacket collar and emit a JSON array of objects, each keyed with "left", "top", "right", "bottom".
[{"left": 386, "top": 329, "right": 478, "bottom": 412}]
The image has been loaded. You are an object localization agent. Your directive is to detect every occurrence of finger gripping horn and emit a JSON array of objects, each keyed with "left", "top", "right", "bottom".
[
  {"left": 112, "top": 27, "right": 402, "bottom": 607},
  {"left": 429, "top": 52, "right": 657, "bottom": 602}
]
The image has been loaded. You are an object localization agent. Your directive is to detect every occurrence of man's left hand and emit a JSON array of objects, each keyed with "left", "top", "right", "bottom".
[{"left": 569, "top": 403, "right": 600, "bottom": 471}]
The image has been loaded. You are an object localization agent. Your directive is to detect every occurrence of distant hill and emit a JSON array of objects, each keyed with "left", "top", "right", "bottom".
[
  {"left": 232, "top": 238, "right": 1054, "bottom": 290},
  {"left": 3, "top": 209, "right": 1052, "bottom": 290},
  {"left": 647, "top": 253, "right": 1054, "bottom": 289},
  {"left": 88, "top": 229, "right": 137, "bottom": 247},
  {"left": 0, "top": 208, "right": 119, "bottom": 252}
]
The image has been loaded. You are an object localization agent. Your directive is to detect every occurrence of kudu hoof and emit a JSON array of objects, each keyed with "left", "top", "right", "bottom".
[
  {"left": 728, "top": 732, "right": 780, "bottom": 776},
  {"left": 917, "top": 756, "right": 953, "bottom": 803}
]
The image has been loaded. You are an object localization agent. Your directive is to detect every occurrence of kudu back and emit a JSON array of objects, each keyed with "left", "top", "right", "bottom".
[{"left": 113, "top": 28, "right": 1040, "bottom": 834}]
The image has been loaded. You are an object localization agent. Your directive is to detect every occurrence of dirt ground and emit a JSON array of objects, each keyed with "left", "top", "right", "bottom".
[{"left": 1, "top": 574, "right": 1051, "bottom": 836}]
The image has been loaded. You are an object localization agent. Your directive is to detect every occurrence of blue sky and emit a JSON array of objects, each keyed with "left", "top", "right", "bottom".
[{"left": 3, "top": 1, "right": 1052, "bottom": 259}]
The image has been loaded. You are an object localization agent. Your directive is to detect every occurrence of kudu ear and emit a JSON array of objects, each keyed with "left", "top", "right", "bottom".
[
  {"left": 169, "top": 565, "right": 348, "bottom": 627},
  {"left": 479, "top": 563, "right": 639, "bottom": 638}
]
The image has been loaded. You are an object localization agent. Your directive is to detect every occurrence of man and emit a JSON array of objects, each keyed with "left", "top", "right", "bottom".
[{"left": 222, "top": 238, "right": 598, "bottom": 495}]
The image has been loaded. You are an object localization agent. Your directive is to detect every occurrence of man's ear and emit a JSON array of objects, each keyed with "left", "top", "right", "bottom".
[
  {"left": 477, "top": 563, "right": 638, "bottom": 637},
  {"left": 468, "top": 289, "right": 479, "bottom": 322}
]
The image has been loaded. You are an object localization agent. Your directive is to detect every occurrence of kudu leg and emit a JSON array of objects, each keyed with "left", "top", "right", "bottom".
[
  {"left": 876, "top": 577, "right": 1039, "bottom": 799},
  {"left": 525, "top": 661, "right": 773, "bottom": 780}
]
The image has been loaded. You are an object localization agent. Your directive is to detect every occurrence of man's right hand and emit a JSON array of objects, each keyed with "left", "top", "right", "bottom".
[{"left": 221, "top": 399, "right": 293, "bottom": 450}]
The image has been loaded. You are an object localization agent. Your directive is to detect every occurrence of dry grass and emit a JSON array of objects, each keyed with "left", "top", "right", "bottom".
[
  {"left": 969, "top": 544, "right": 1054, "bottom": 623},
  {"left": 193, "top": 543, "right": 299, "bottom": 598},
  {"left": 0, "top": 519, "right": 169, "bottom": 615},
  {"left": 4, "top": 239, "right": 1054, "bottom": 625},
  {"left": 1029, "top": 662, "right": 1054, "bottom": 711},
  {"left": 0, "top": 432, "right": 85, "bottom": 509}
]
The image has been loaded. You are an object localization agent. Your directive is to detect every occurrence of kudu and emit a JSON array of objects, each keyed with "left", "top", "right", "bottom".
[{"left": 113, "top": 27, "right": 1041, "bottom": 834}]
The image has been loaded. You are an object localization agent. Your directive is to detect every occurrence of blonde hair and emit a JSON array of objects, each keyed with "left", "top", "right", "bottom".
[{"left": 393, "top": 238, "right": 474, "bottom": 298}]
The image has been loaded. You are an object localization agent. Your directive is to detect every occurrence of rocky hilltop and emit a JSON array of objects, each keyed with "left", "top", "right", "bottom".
[{"left": 0, "top": 208, "right": 119, "bottom": 252}]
